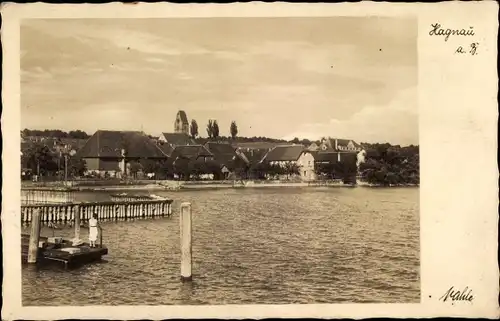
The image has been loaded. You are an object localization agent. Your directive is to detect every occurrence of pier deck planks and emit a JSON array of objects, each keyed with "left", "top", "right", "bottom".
[{"left": 21, "top": 234, "right": 108, "bottom": 268}]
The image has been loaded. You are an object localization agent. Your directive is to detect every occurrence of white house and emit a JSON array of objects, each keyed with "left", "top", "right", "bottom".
[{"left": 261, "top": 145, "right": 316, "bottom": 181}]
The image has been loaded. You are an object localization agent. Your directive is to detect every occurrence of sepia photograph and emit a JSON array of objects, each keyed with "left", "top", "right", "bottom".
[
  {"left": 19, "top": 16, "right": 420, "bottom": 306},
  {"left": 2, "top": 2, "right": 498, "bottom": 320}
]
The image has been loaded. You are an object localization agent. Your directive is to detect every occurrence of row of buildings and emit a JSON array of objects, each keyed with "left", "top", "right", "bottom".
[{"left": 22, "top": 110, "right": 364, "bottom": 181}]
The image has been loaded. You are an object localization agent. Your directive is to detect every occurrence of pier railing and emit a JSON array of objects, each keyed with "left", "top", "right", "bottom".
[
  {"left": 22, "top": 188, "right": 76, "bottom": 205},
  {"left": 21, "top": 199, "right": 173, "bottom": 226}
]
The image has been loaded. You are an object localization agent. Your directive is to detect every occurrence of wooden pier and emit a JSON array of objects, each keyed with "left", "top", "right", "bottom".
[
  {"left": 21, "top": 198, "right": 173, "bottom": 269},
  {"left": 22, "top": 188, "right": 76, "bottom": 205},
  {"left": 21, "top": 234, "right": 108, "bottom": 269},
  {"left": 21, "top": 199, "right": 173, "bottom": 226}
]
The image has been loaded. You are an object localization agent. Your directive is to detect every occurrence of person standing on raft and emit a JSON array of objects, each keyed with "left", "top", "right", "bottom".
[{"left": 88, "top": 214, "right": 100, "bottom": 248}]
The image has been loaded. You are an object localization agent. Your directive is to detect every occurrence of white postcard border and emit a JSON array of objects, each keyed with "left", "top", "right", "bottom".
[{"left": 2, "top": 2, "right": 499, "bottom": 319}]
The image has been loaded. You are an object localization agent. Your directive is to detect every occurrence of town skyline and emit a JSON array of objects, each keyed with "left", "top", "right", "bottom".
[
  {"left": 20, "top": 121, "right": 419, "bottom": 147},
  {"left": 21, "top": 17, "right": 418, "bottom": 145}
]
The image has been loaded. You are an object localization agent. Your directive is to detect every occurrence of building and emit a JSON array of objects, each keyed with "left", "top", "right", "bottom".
[
  {"left": 166, "top": 145, "right": 214, "bottom": 164},
  {"left": 174, "top": 110, "right": 189, "bottom": 135},
  {"left": 204, "top": 142, "right": 250, "bottom": 177},
  {"left": 158, "top": 132, "right": 195, "bottom": 146},
  {"left": 261, "top": 145, "right": 316, "bottom": 181},
  {"left": 313, "top": 151, "right": 358, "bottom": 182},
  {"left": 312, "top": 138, "right": 363, "bottom": 176},
  {"left": 76, "top": 130, "right": 168, "bottom": 177},
  {"left": 157, "top": 132, "right": 196, "bottom": 156},
  {"left": 314, "top": 137, "right": 363, "bottom": 165},
  {"left": 316, "top": 137, "right": 363, "bottom": 152},
  {"left": 165, "top": 145, "right": 216, "bottom": 179},
  {"left": 232, "top": 141, "right": 295, "bottom": 167},
  {"left": 314, "top": 151, "right": 358, "bottom": 165},
  {"left": 21, "top": 135, "right": 87, "bottom": 156},
  {"left": 307, "top": 142, "right": 320, "bottom": 151}
]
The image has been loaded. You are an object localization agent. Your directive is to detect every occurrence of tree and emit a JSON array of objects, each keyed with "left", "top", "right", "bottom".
[
  {"left": 358, "top": 143, "right": 420, "bottom": 186},
  {"left": 190, "top": 119, "right": 199, "bottom": 139},
  {"left": 284, "top": 162, "right": 300, "bottom": 179},
  {"left": 230, "top": 121, "right": 238, "bottom": 139},
  {"left": 188, "top": 159, "right": 223, "bottom": 180},
  {"left": 128, "top": 161, "right": 142, "bottom": 179},
  {"left": 68, "top": 130, "right": 90, "bottom": 139},
  {"left": 67, "top": 156, "right": 87, "bottom": 177},
  {"left": 212, "top": 120, "right": 220, "bottom": 139},
  {"left": 252, "top": 162, "right": 284, "bottom": 180},
  {"left": 232, "top": 154, "right": 250, "bottom": 180},
  {"left": 24, "top": 143, "right": 58, "bottom": 176},
  {"left": 21, "top": 129, "right": 30, "bottom": 138},
  {"left": 334, "top": 161, "right": 358, "bottom": 184},
  {"left": 206, "top": 120, "right": 214, "bottom": 138},
  {"left": 172, "top": 158, "right": 191, "bottom": 180},
  {"left": 139, "top": 159, "right": 166, "bottom": 178},
  {"left": 315, "top": 162, "right": 336, "bottom": 180}
]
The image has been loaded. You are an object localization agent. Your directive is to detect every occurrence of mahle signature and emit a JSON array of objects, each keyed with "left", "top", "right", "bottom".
[{"left": 439, "top": 286, "right": 474, "bottom": 303}]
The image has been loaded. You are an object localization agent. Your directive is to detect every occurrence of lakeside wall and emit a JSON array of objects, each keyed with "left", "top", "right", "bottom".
[{"left": 22, "top": 179, "right": 418, "bottom": 192}]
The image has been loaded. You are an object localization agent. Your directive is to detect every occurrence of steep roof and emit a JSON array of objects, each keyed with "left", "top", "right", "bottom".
[
  {"left": 205, "top": 142, "right": 248, "bottom": 169},
  {"left": 177, "top": 110, "right": 189, "bottom": 124},
  {"left": 157, "top": 143, "right": 174, "bottom": 157},
  {"left": 235, "top": 149, "right": 250, "bottom": 165},
  {"left": 161, "top": 133, "right": 195, "bottom": 146},
  {"left": 166, "top": 145, "right": 213, "bottom": 165},
  {"left": 239, "top": 148, "right": 268, "bottom": 166},
  {"left": 76, "top": 130, "right": 168, "bottom": 159},
  {"left": 206, "top": 142, "right": 236, "bottom": 155},
  {"left": 314, "top": 151, "right": 358, "bottom": 163},
  {"left": 314, "top": 152, "right": 339, "bottom": 163},
  {"left": 335, "top": 138, "right": 362, "bottom": 148},
  {"left": 263, "top": 145, "right": 306, "bottom": 162},
  {"left": 325, "top": 138, "right": 362, "bottom": 148},
  {"left": 232, "top": 142, "right": 288, "bottom": 150}
]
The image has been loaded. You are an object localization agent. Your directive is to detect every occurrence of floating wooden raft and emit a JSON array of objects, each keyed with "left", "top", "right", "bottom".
[{"left": 21, "top": 234, "right": 108, "bottom": 269}]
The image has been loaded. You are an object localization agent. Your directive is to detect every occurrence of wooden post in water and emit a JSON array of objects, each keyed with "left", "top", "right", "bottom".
[
  {"left": 74, "top": 205, "right": 81, "bottom": 241},
  {"left": 180, "top": 202, "right": 192, "bottom": 282},
  {"left": 27, "top": 209, "right": 41, "bottom": 264}
]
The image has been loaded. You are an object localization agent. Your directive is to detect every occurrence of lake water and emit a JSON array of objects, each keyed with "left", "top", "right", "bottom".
[{"left": 22, "top": 187, "right": 420, "bottom": 305}]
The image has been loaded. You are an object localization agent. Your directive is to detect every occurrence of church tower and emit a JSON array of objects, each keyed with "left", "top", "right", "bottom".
[{"left": 174, "top": 110, "right": 189, "bottom": 134}]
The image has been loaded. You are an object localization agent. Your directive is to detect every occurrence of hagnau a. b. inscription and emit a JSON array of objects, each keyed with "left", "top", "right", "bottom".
[{"left": 429, "top": 23, "right": 479, "bottom": 56}]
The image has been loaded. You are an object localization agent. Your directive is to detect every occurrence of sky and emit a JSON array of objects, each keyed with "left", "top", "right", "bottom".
[{"left": 21, "top": 17, "right": 418, "bottom": 145}]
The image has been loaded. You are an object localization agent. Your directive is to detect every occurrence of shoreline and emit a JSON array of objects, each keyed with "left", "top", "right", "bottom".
[{"left": 21, "top": 180, "right": 419, "bottom": 192}]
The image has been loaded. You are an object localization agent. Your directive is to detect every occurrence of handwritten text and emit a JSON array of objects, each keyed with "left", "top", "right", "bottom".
[
  {"left": 429, "top": 23, "right": 475, "bottom": 42},
  {"left": 455, "top": 42, "right": 479, "bottom": 56},
  {"left": 439, "top": 286, "right": 474, "bottom": 303}
]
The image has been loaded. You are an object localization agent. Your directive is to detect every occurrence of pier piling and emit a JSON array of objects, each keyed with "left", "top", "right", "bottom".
[
  {"left": 180, "top": 202, "right": 193, "bottom": 282},
  {"left": 74, "top": 205, "right": 81, "bottom": 242},
  {"left": 27, "top": 209, "right": 41, "bottom": 263},
  {"left": 21, "top": 200, "right": 173, "bottom": 226}
]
